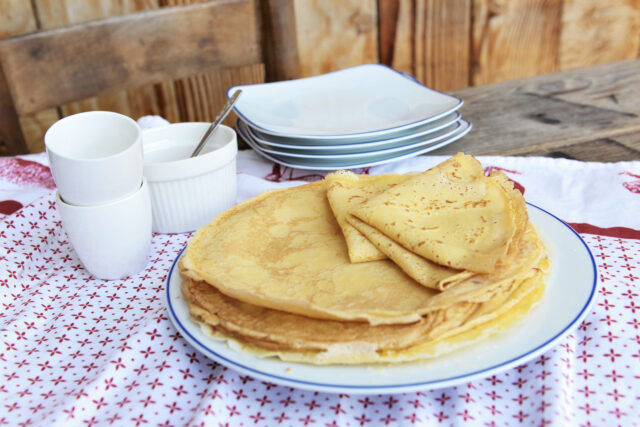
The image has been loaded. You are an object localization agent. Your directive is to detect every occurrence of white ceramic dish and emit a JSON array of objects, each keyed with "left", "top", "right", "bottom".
[
  {"left": 246, "top": 120, "right": 462, "bottom": 159},
  {"left": 228, "top": 64, "right": 463, "bottom": 139},
  {"left": 237, "top": 117, "right": 471, "bottom": 170},
  {"left": 143, "top": 123, "right": 237, "bottom": 234},
  {"left": 165, "top": 205, "right": 597, "bottom": 393},
  {"left": 245, "top": 112, "right": 461, "bottom": 148},
  {"left": 166, "top": 203, "right": 597, "bottom": 394},
  {"left": 45, "top": 111, "right": 143, "bottom": 206},
  {"left": 57, "top": 179, "right": 151, "bottom": 280}
]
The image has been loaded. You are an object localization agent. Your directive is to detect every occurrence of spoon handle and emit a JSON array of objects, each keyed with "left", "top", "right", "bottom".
[{"left": 190, "top": 89, "right": 242, "bottom": 157}]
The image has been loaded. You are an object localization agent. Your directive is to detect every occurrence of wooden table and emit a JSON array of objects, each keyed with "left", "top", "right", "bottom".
[{"left": 437, "top": 59, "right": 640, "bottom": 162}]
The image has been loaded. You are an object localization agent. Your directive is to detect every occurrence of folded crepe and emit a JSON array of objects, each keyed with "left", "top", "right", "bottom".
[
  {"left": 325, "top": 171, "right": 411, "bottom": 263},
  {"left": 350, "top": 153, "right": 527, "bottom": 273}
]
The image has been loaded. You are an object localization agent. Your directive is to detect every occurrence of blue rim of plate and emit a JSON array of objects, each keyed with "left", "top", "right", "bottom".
[
  {"left": 236, "top": 119, "right": 472, "bottom": 171},
  {"left": 240, "top": 119, "right": 463, "bottom": 159},
  {"left": 165, "top": 203, "right": 598, "bottom": 393},
  {"left": 226, "top": 63, "right": 464, "bottom": 140},
  {"left": 242, "top": 111, "right": 462, "bottom": 150}
]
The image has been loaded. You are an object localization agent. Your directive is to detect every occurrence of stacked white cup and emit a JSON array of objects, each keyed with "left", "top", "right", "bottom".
[{"left": 45, "top": 111, "right": 152, "bottom": 280}]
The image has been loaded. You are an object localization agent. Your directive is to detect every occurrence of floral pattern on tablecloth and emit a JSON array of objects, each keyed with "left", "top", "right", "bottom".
[{"left": 1, "top": 189, "right": 639, "bottom": 427}]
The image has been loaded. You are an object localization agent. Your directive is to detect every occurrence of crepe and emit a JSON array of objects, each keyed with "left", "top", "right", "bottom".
[
  {"left": 350, "top": 153, "right": 525, "bottom": 273},
  {"left": 183, "top": 258, "right": 548, "bottom": 364},
  {"left": 179, "top": 152, "right": 548, "bottom": 365},
  {"left": 325, "top": 171, "right": 411, "bottom": 263},
  {"left": 180, "top": 179, "right": 542, "bottom": 325},
  {"left": 347, "top": 215, "right": 475, "bottom": 290},
  {"left": 180, "top": 181, "right": 440, "bottom": 325}
]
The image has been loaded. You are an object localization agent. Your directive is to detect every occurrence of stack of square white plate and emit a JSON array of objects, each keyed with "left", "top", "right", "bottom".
[{"left": 229, "top": 64, "right": 471, "bottom": 170}]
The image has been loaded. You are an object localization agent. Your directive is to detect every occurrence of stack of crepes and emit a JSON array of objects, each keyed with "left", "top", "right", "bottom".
[{"left": 179, "top": 153, "right": 549, "bottom": 364}]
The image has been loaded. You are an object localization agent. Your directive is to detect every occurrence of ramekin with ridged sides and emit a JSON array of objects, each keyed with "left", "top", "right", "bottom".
[{"left": 142, "top": 123, "right": 237, "bottom": 234}]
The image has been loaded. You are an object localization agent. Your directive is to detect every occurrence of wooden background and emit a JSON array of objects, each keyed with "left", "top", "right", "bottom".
[{"left": 1, "top": 0, "right": 639, "bottom": 152}]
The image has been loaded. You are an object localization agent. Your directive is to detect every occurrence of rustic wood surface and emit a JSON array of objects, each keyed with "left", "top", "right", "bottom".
[
  {"left": 0, "top": 0, "right": 262, "bottom": 115},
  {"left": 1, "top": 0, "right": 640, "bottom": 155},
  {"left": 439, "top": 59, "right": 640, "bottom": 161}
]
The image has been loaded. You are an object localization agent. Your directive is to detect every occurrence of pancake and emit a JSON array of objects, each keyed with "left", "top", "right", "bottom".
[
  {"left": 182, "top": 277, "right": 478, "bottom": 352},
  {"left": 180, "top": 179, "right": 543, "bottom": 325},
  {"left": 350, "top": 153, "right": 523, "bottom": 273},
  {"left": 180, "top": 181, "right": 441, "bottom": 325},
  {"left": 183, "top": 258, "right": 548, "bottom": 364},
  {"left": 179, "top": 151, "right": 549, "bottom": 365},
  {"left": 325, "top": 171, "right": 411, "bottom": 263}
]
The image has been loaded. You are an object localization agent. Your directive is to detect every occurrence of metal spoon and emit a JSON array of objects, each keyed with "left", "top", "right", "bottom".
[{"left": 190, "top": 89, "right": 242, "bottom": 157}]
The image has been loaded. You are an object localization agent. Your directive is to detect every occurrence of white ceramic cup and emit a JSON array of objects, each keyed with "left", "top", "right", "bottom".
[
  {"left": 56, "top": 179, "right": 152, "bottom": 280},
  {"left": 143, "top": 123, "right": 238, "bottom": 233},
  {"left": 45, "top": 111, "right": 143, "bottom": 206}
]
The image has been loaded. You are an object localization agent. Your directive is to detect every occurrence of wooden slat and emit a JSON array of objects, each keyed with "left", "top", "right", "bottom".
[
  {"left": 378, "top": 0, "right": 401, "bottom": 67},
  {"left": 559, "top": 0, "right": 640, "bottom": 71},
  {"left": 0, "top": 64, "right": 28, "bottom": 155},
  {"left": 174, "top": 64, "right": 265, "bottom": 128},
  {"left": 0, "top": 0, "right": 38, "bottom": 38},
  {"left": 437, "top": 60, "right": 640, "bottom": 160},
  {"left": 523, "top": 130, "right": 640, "bottom": 162},
  {"left": 261, "top": 0, "right": 300, "bottom": 81},
  {"left": 61, "top": 81, "right": 180, "bottom": 121},
  {"left": 292, "top": 0, "right": 378, "bottom": 77},
  {"left": 379, "top": 0, "right": 416, "bottom": 75},
  {"left": 33, "top": 0, "right": 159, "bottom": 29},
  {"left": 378, "top": 0, "right": 471, "bottom": 91},
  {"left": 471, "top": 0, "right": 563, "bottom": 85},
  {"left": 37, "top": 0, "right": 179, "bottom": 127},
  {"left": 0, "top": 0, "right": 59, "bottom": 154},
  {"left": 0, "top": 0, "right": 262, "bottom": 115},
  {"left": 163, "top": 0, "right": 266, "bottom": 145},
  {"left": 16, "top": 109, "right": 61, "bottom": 153},
  {"left": 415, "top": 0, "right": 471, "bottom": 90}
]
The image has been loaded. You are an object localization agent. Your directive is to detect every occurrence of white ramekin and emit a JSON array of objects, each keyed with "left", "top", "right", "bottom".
[{"left": 142, "top": 123, "right": 237, "bottom": 234}]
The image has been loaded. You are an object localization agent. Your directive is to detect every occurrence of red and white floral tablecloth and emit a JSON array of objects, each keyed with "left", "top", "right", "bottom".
[{"left": 1, "top": 149, "right": 639, "bottom": 427}]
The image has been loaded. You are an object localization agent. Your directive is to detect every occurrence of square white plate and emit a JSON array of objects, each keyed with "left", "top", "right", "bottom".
[
  {"left": 236, "top": 117, "right": 471, "bottom": 170},
  {"left": 228, "top": 64, "right": 463, "bottom": 139},
  {"left": 242, "top": 112, "right": 461, "bottom": 150}
]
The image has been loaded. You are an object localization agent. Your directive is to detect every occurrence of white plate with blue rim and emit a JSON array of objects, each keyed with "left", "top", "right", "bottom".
[
  {"left": 244, "top": 112, "right": 461, "bottom": 148},
  {"left": 228, "top": 64, "right": 463, "bottom": 140},
  {"left": 241, "top": 120, "right": 463, "bottom": 158},
  {"left": 236, "top": 117, "right": 471, "bottom": 170},
  {"left": 165, "top": 203, "right": 597, "bottom": 394}
]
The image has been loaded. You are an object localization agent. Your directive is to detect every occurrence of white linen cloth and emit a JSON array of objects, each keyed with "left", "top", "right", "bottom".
[{"left": 0, "top": 139, "right": 639, "bottom": 426}]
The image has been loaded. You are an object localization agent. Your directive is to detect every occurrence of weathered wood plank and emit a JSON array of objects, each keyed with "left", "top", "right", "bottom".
[
  {"left": 471, "top": 0, "right": 562, "bottom": 85},
  {"left": 27, "top": 0, "right": 174, "bottom": 151},
  {"left": 523, "top": 130, "right": 640, "bottom": 162},
  {"left": 0, "top": 0, "right": 262, "bottom": 115},
  {"left": 261, "top": 0, "right": 300, "bottom": 81},
  {"left": 174, "top": 64, "right": 265, "bottom": 130},
  {"left": 379, "top": 0, "right": 471, "bottom": 91},
  {"left": 417, "top": 0, "right": 471, "bottom": 90},
  {"left": 0, "top": 0, "right": 38, "bottom": 38},
  {"left": 33, "top": 0, "right": 158, "bottom": 29},
  {"left": 60, "top": 81, "right": 180, "bottom": 121},
  {"left": 293, "top": 0, "right": 378, "bottom": 77},
  {"left": 378, "top": 0, "right": 401, "bottom": 68},
  {"left": 438, "top": 60, "right": 640, "bottom": 160},
  {"left": 0, "top": 64, "right": 28, "bottom": 155},
  {"left": 162, "top": 0, "right": 265, "bottom": 141},
  {"left": 0, "top": 0, "right": 59, "bottom": 153},
  {"left": 559, "top": 0, "right": 640, "bottom": 71}
]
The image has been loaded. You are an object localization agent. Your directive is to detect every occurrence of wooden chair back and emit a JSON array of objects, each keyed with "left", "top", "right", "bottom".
[{"left": 0, "top": 0, "right": 299, "bottom": 155}]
